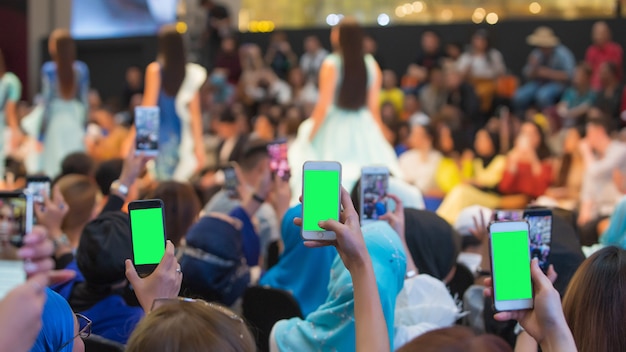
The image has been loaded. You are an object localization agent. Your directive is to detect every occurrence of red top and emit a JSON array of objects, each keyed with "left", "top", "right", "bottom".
[
  {"left": 585, "top": 42, "right": 624, "bottom": 90},
  {"left": 498, "top": 161, "right": 552, "bottom": 198}
]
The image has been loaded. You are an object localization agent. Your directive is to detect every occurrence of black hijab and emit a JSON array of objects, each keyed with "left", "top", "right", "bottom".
[
  {"left": 404, "top": 209, "right": 460, "bottom": 280},
  {"left": 477, "top": 131, "right": 501, "bottom": 168}
]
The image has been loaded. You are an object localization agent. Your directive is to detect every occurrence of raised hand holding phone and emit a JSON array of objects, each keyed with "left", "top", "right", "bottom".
[
  {"left": 128, "top": 199, "right": 167, "bottom": 277},
  {"left": 134, "top": 106, "right": 160, "bottom": 156},
  {"left": 301, "top": 161, "right": 341, "bottom": 241}
]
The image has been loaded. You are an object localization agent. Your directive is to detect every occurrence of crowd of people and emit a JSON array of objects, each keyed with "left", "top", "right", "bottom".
[{"left": 0, "top": 6, "right": 626, "bottom": 351}]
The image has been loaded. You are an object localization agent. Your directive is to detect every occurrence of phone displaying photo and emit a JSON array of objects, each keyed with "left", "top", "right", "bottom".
[
  {"left": 268, "top": 139, "right": 290, "bottom": 181},
  {"left": 26, "top": 176, "right": 51, "bottom": 204},
  {"left": 302, "top": 161, "right": 341, "bottom": 241},
  {"left": 489, "top": 220, "right": 533, "bottom": 311},
  {"left": 494, "top": 209, "right": 524, "bottom": 222},
  {"left": 135, "top": 106, "right": 160, "bottom": 156},
  {"left": 360, "top": 166, "right": 389, "bottom": 225},
  {"left": 0, "top": 191, "right": 32, "bottom": 299},
  {"left": 128, "top": 199, "right": 166, "bottom": 277},
  {"left": 223, "top": 164, "right": 240, "bottom": 199},
  {"left": 524, "top": 209, "right": 552, "bottom": 273}
]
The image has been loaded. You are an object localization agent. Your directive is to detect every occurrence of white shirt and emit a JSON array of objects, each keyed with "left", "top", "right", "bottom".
[
  {"left": 457, "top": 49, "right": 506, "bottom": 80},
  {"left": 399, "top": 149, "right": 442, "bottom": 192}
]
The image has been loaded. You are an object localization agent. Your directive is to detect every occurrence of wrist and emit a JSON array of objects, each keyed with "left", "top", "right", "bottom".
[{"left": 540, "top": 325, "right": 577, "bottom": 352}]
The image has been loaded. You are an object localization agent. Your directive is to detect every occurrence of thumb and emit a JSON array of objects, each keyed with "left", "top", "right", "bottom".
[
  {"left": 125, "top": 259, "right": 140, "bottom": 285},
  {"left": 48, "top": 270, "right": 76, "bottom": 286},
  {"left": 530, "top": 258, "right": 552, "bottom": 291},
  {"left": 318, "top": 219, "right": 343, "bottom": 234},
  {"left": 378, "top": 213, "right": 393, "bottom": 222}
]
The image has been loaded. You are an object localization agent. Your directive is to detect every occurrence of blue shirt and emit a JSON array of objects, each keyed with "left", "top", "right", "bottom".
[{"left": 523, "top": 45, "right": 576, "bottom": 82}]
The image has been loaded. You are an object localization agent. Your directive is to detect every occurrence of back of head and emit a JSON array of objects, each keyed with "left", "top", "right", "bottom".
[
  {"left": 95, "top": 158, "right": 124, "bottom": 195},
  {"left": 237, "top": 138, "right": 269, "bottom": 173},
  {"left": 336, "top": 18, "right": 366, "bottom": 110},
  {"left": 562, "top": 246, "right": 626, "bottom": 352},
  {"left": 33, "top": 288, "right": 76, "bottom": 352},
  {"left": 398, "top": 327, "right": 511, "bottom": 352},
  {"left": 60, "top": 152, "right": 95, "bottom": 178},
  {"left": 51, "top": 29, "right": 76, "bottom": 98},
  {"left": 0, "top": 48, "right": 5, "bottom": 75},
  {"left": 56, "top": 174, "right": 100, "bottom": 232},
  {"left": 126, "top": 299, "right": 255, "bottom": 352},
  {"left": 158, "top": 24, "right": 186, "bottom": 96},
  {"left": 147, "top": 181, "right": 200, "bottom": 246},
  {"left": 77, "top": 211, "right": 133, "bottom": 287}
]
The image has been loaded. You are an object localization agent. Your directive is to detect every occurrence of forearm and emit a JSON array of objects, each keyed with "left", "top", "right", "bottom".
[
  {"left": 5, "top": 102, "right": 18, "bottom": 129},
  {"left": 539, "top": 326, "right": 578, "bottom": 352},
  {"left": 515, "top": 331, "right": 539, "bottom": 352},
  {"left": 351, "top": 259, "right": 390, "bottom": 352},
  {"left": 545, "top": 69, "right": 570, "bottom": 83}
]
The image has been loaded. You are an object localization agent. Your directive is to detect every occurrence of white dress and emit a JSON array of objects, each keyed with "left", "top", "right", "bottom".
[{"left": 288, "top": 53, "right": 402, "bottom": 196}]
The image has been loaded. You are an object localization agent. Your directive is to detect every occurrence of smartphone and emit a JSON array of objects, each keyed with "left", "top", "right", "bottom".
[
  {"left": 489, "top": 220, "right": 533, "bottom": 311},
  {"left": 0, "top": 191, "right": 32, "bottom": 299},
  {"left": 302, "top": 161, "right": 341, "bottom": 241},
  {"left": 26, "top": 176, "right": 51, "bottom": 204},
  {"left": 134, "top": 106, "right": 160, "bottom": 156},
  {"left": 523, "top": 209, "right": 552, "bottom": 273},
  {"left": 494, "top": 209, "right": 524, "bottom": 222},
  {"left": 128, "top": 199, "right": 167, "bottom": 277},
  {"left": 268, "top": 139, "right": 290, "bottom": 181},
  {"left": 223, "top": 164, "right": 240, "bottom": 199},
  {"left": 360, "top": 166, "right": 389, "bottom": 225}
]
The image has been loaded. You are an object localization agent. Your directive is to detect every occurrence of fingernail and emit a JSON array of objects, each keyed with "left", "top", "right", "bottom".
[
  {"left": 18, "top": 248, "right": 34, "bottom": 257},
  {"left": 24, "top": 261, "right": 38, "bottom": 273}
]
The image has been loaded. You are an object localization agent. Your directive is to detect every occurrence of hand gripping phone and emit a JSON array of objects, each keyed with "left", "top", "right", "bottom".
[
  {"left": 302, "top": 161, "right": 341, "bottom": 241},
  {"left": 128, "top": 199, "right": 167, "bottom": 276}
]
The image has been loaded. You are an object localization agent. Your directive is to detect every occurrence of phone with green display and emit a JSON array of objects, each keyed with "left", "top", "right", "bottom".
[
  {"left": 128, "top": 199, "right": 166, "bottom": 277},
  {"left": 489, "top": 220, "right": 534, "bottom": 311},
  {"left": 302, "top": 161, "right": 341, "bottom": 241}
]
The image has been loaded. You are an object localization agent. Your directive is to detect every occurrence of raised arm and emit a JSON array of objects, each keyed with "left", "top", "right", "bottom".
[
  {"left": 189, "top": 91, "right": 206, "bottom": 171},
  {"left": 122, "top": 62, "right": 160, "bottom": 156},
  {"left": 308, "top": 59, "right": 336, "bottom": 141},
  {"left": 367, "top": 60, "right": 383, "bottom": 128}
]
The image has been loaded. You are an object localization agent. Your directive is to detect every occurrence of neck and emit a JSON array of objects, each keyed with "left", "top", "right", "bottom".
[
  {"left": 241, "top": 172, "right": 257, "bottom": 188},
  {"left": 65, "top": 227, "right": 84, "bottom": 248}
]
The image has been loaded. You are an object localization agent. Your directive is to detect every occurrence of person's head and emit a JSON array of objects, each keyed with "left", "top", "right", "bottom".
[
  {"left": 381, "top": 101, "right": 398, "bottom": 126},
  {"left": 32, "top": 289, "right": 86, "bottom": 352},
  {"left": 471, "top": 29, "right": 490, "bottom": 53},
  {"left": 125, "top": 65, "right": 143, "bottom": 89},
  {"left": 304, "top": 35, "right": 322, "bottom": 54},
  {"left": 94, "top": 158, "right": 124, "bottom": 196},
  {"left": 474, "top": 129, "right": 499, "bottom": 158},
  {"left": 428, "top": 64, "right": 444, "bottom": 88},
  {"left": 517, "top": 121, "right": 551, "bottom": 160},
  {"left": 0, "top": 49, "right": 6, "bottom": 76},
  {"left": 157, "top": 24, "right": 186, "bottom": 96},
  {"left": 563, "top": 127, "right": 582, "bottom": 155},
  {"left": 200, "top": 0, "right": 215, "bottom": 9},
  {"left": 562, "top": 246, "right": 626, "bottom": 352},
  {"left": 253, "top": 114, "right": 279, "bottom": 141},
  {"left": 445, "top": 42, "right": 463, "bottom": 60},
  {"left": 56, "top": 174, "right": 102, "bottom": 235},
  {"left": 436, "top": 121, "right": 457, "bottom": 156},
  {"left": 586, "top": 116, "right": 613, "bottom": 150},
  {"left": 598, "top": 61, "right": 619, "bottom": 86},
  {"left": 444, "top": 68, "right": 463, "bottom": 90},
  {"left": 147, "top": 181, "right": 201, "bottom": 247},
  {"left": 363, "top": 35, "right": 377, "bottom": 55},
  {"left": 403, "top": 93, "right": 420, "bottom": 114},
  {"left": 239, "top": 44, "right": 264, "bottom": 71},
  {"left": 221, "top": 35, "right": 237, "bottom": 54},
  {"left": 526, "top": 26, "right": 559, "bottom": 54},
  {"left": 59, "top": 152, "right": 96, "bottom": 179},
  {"left": 287, "top": 66, "right": 305, "bottom": 89},
  {"left": 408, "top": 123, "right": 437, "bottom": 151},
  {"left": 592, "top": 21, "right": 612, "bottom": 46},
  {"left": 573, "top": 62, "right": 592, "bottom": 89},
  {"left": 421, "top": 30, "right": 440, "bottom": 54},
  {"left": 382, "top": 70, "right": 398, "bottom": 90},
  {"left": 237, "top": 139, "right": 270, "bottom": 181},
  {"left": 126, "top": 299, "right": 255, "bottom": 352},
  {"left": 397, "top": 326, "right": 512, "bottom": 352},
  {"left": 214, "top": 109, "right": 239, "bottom": 139},
  {"left": 334, "top": 18, "right": 366, "bottom": 110},
  {"left": 49, "top": 29, "right": 76, "bottom": 98}
]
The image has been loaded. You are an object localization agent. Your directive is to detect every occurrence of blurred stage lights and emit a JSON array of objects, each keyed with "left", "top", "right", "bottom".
[
  {"left": 440, "top": 9, "right": 453, "bottom": 21},
  {"left": 175, "top": 22, "right": 188, "bottom": 34},
  {"left": 394, "top": 1, "right": 425, "bottom": 18},
  {"left": 326, "top": 13, "right": 344, "bottom": 26},
  {"left": 529, "top": 2, "right": 542, "bottom": 14},
  {"left": 472, "top": 7, "right": 486, "bottom": 23},
  {"left": 248, "top": 20, "right": 275, "bottom": 33},
  {"left": 486, "top": 12, "right": 499, "bottom": 24},
  {"left": 377, "top": 13, "right": 390, "bottom": 26}
]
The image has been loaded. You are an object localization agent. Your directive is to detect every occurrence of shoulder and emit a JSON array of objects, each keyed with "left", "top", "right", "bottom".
[
  {"left": 41, "top": 61, "right": 56, "bottom": 73},
  {"left": 146, "top": 62, "right": 161, "bottom": 74},
  {"left": 3, "top": 72, "right": 20, "bottom": 86}
]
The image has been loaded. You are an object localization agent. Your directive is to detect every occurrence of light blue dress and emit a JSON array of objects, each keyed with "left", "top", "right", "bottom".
[
  {"left": 288, "top": 54, "right": 402, "bottom": 194},
  {"left": 0, "top": 72, "right": 22, "bottom": 179},
  {"left": 40, "top": 61, "right": 90, "bottom": 178}
]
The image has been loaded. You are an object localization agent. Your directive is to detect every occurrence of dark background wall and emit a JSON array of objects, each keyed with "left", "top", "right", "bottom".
[
  {"left": 59, "top": 18, "right": 626, "bottom": 104},
  {"left": 0, "top": 1, "right": 28, "bottom": 96}
]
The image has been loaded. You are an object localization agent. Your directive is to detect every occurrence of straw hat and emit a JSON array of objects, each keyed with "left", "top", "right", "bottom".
[{"left": 526, "top": 26, "right": 560, "bottom": 47}]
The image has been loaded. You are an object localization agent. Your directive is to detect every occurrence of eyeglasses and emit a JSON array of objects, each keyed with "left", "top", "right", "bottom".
[
  {"left": 151, "top": 298, "right": 245, "bottom": 339},
  {"left": 57, "top": 313, "right": 92, "bottom": 351}
]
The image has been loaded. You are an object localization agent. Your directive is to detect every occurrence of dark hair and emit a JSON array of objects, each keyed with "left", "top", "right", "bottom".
[
  {"left": 147, "top": 182, "right": 201, "bottom": 247},
  {"left": 0, "top": 49, "right": 6, "bottom": 75},
  {"left": 576, "top": 61, "right": 593, "bottom": 77},
  {"left": 60, "top": 152, "right": 95, "bottom": 178},
  {"left": 52, "top": 31, "right": 77, "bottom": 99},
  {"left": 397, "top": 326, "right": 512, "bottom": 352},
  {"left": 587, "top": 115, "right": 615, "bottom": 135},
  {"left": 562, "top": 246, "right": 626, "bottom": 352},
  {"left": 601, "top": 61, "right": 620, "bottom": 78},
  {"left": 336, "top": 19, "right": 367, "bottom": 110},
  {"left": 158, "top": 25, "right": 186, "bottom": 97},
  {"left": 95, "top": 159, "right": 124, "bottom": 195},
  {"left": 238, "top": 139, "right": 269, "bottom": 172},
  {"left": 525, "top": 121, "right": 552, "bottom": 160}
]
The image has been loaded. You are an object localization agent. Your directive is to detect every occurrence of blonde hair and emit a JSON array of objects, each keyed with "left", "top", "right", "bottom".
[{"left": 126, "top": 300, "right": 256, "bottom": 352}]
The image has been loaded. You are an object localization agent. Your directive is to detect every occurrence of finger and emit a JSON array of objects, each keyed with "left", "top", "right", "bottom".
[
  {"left": 52, "top": 186, "right": 66, "bottom": 208},
  {"left": 530, "top": 258, "right": 553, "bottom": 291},
  {"left": 27, "top": 273, "right": 50, "bottom": 295},
  {"left": 318, "top": 219, "right": 345, "bottom": 234},
  {"left": 24, "top": 258, "right": 54, "bottom": 277},
  {"left": 479, "top": 209, "right": 486, "bottom": 229},
  {"left": 494, "top": 311, "right": 521, "bottom": 322},
  {"left": 483, "top": 277, "right": 493, "bottom": 287},
  {"left": 546, "top": 264, "right": 558, "bottom": 284},
  {"left": 298, "top": 195, "right": 303, "bottom": 204},
  {"left": 159, "top": 241, "right": 176, "bottom": 270},
  {"left": 304, "top": 240, "right": 336, "bottom": 248},
  {"left": 472, "top": 216, "right": 481, "bottom": 237},
  {"left": 378, "top": 213, "right": 392, "bottom": 222},
  {"left": 48, "top": 269, "right": 77, "bottom": 285},
  {"left": 386, "top": 193, "right": 403, "bottom": 212},
  {"left": 21, "top": 226, "right": 47, "bottom": 246},
  {"left": 293, "top": 217, "right": 302, "bottom": 227},
  {"left": 483, "top": 286, "right": 493, "bottom": 298},
  {"left": 125, "top": 259, "right": 140, "bottom": 285},
  {"left": 339, "top": 187, "right": 356, "bottom": 215}
]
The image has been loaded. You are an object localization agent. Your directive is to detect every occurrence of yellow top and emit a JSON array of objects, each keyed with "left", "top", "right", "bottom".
[
  {"left": 379, "top": 88, "right": 405, "bottom": 116},
  {"left": 435, "top": 155, "right": 506, "bottom": 194}
]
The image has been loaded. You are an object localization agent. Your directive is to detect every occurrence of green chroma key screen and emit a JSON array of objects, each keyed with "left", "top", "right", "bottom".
[
  {"left": 492, "top": 230, "right": 533, "bottom": 301},
  {"left": 303, "top": 170, "right": 340, "bottom": 231},
  {"left": 130, "top": 208, "right": 165, "bottom": 265}
]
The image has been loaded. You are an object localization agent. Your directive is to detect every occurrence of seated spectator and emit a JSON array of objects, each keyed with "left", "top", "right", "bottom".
[
  {"left": 207, "top": 69, "right": 235, "bottom": 105},
  {"left": 397, "top": 326, "right": 511, "bottom": 352},
  {"left": 443, "top": 68, "right": 481, "bottom": 130},
  {"left": 457, "top": 29, "right": 506, "bottom": 114},
  {"left": 380, "top": 70, "right": 405, "bottom": 115},
  {"left": 392, "top": 120, "right": 411, "bottom": 156},
  {"left": 84, "top": 107, "right": 129, "bottom": 162},
  {"left": 419, "top": 65, "right": 446, "bottom": 118},
  {"left": 555, "top": 62, "right": 596, "bottom": 128},
  {"left": 259, "top": 204, "right": 336, "bottom": 316},
  {"left": 442, "top": 42, "right": 463, "bottom": 70},
  {"left": 32, "top": 288, "right": 87, "bottom": 352},
  {"left": 381, "top": 101, "right": 400, "bottom": 142},
  {"left": 578, "top": 117, "right": 626, "bottom": 245},
  {"left": 121, "top": 65, "right": 143, "bottom": 111},
  {"left": 403, "top": 93, "right": 429, "bottom": 125},
  {"left": 398, "top": 123, "right": 442, "bottom": 194},
  {"left": 590, "top": 61, "right": 623, "bottom": 124},
  {"left": 364, "top": 34, "right": 385, "bottom": 70},
  {"left": 299, "top": 35, "right": 328, "bottom": 86},
  {"left": 562, "top": 246, "right": 626, "bottom": 351},
  {"left": 433, "top": 119, "right": 472, "bottom": 195},
  {"left": 406, "top": 30, "right": 445, "bottom": 91},
  {"left": 287, "top": 67, "right": 318, "bottom": 107},
  {"left": 585, "top": 21, "right": 623, "bottom": 90},
  {"left": 214, "top": 35, "right": 242, "bottom": 85},
  {"left": 265, "top": 31, "right": 297, "bottom": 81},
  {"left": 252, "top": 113, "right": 280, "bottom": 141},
  {"left": 513, "top": 27, "right": 575, "bottom": 114},
  {"left": 146, "top": 181, "right": 201, "bottom": 247},
  {"left": 245, "top": 68, "right": 292, "bottom": 106},
  {"left": 237, "top": 44, "right": 266, "bottom": 107},
  {"left": 180, "top": 215, "right": 251, "bottom": 306},
  {"left": 214, "top": 109, "right": 248, "bottom": 167},
  {"left": 125, "top": 298, "right": 255, "bottom": 352}
]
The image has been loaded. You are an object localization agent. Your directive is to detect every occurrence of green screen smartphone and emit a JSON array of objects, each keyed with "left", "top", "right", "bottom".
[
  {"left": 128, "top": 199, "right": 166, "bottom": 276},
  {"left": 302, "top": 161, "right": 341, "bottom": 241},
  {"left": 489, "top": 220, "right": 533, "bottom": 311}
]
